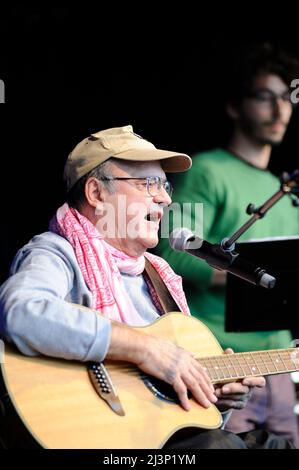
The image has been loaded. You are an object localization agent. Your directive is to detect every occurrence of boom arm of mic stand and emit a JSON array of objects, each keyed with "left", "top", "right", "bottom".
[{"left": 222, "top": 169, "right": 299, "bottom": 250}]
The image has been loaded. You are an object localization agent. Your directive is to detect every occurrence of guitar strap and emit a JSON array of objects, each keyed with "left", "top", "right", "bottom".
[{"left": 144, "top": 258, "right": 180, "bottom": 315}]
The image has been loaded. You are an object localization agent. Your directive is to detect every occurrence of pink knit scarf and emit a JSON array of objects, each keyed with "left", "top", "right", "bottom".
[{"left": 50, "top": 203, "right": 190, "bottom": 324}]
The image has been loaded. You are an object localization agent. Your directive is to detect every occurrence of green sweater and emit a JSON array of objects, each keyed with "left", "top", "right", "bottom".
[{"left": 156, "top": 149, "right": 299, "bottom": 352}]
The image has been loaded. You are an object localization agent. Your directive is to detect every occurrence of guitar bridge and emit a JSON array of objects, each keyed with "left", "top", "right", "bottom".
[{"left": 87, "top": 362, "right": 125, "bottom": 416}]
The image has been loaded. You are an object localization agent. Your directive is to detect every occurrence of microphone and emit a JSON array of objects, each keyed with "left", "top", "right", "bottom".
[{"left": 169, "top": 228, "right": 276, "bottom": 289}]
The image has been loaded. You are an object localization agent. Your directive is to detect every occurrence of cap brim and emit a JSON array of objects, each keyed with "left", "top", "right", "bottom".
[{"left": 114, "top": 148, "right": 192, "bottom": 172}]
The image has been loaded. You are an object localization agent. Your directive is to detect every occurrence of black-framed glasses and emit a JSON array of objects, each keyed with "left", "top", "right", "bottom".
[
  {"left": 246, "top": 88, "right": 297, "bottom": 108},
  {"left": 98, "top": 176, "right": 173, "bottom": 197}
]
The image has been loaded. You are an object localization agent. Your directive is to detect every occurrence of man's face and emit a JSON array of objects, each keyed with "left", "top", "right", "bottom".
[
  {"left": 235, "top": 74, "right": 293, "bottom": 145},
  {"left": 95, "top": 160, "right": 172, "bottom": 257}
]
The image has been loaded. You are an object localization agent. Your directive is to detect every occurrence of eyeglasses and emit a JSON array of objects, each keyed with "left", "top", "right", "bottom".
[
  {"left": 98, "top": 176, "right": 173, "bottom": 197},
  {"left": 246, "top": 89, "right": 297, "bottom": 108}
]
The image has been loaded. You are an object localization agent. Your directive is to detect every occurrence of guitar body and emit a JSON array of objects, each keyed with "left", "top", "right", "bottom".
[{"left": 1, "top": 313, "right": 223, "bottom": 448}]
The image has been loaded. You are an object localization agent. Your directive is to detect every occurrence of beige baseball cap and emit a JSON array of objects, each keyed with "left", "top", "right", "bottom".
[{"left": 64, "top": 125, "right": 192, "bottom": 190}]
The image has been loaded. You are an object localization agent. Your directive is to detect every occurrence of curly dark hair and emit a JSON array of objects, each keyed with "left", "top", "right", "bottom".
[{"left": 226, "top": 42, "right": 299, "bottom": 105}]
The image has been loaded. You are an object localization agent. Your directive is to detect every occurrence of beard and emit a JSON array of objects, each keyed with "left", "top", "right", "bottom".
[{"left": 238, "top": 114, "right": 286, "bottom": 146}]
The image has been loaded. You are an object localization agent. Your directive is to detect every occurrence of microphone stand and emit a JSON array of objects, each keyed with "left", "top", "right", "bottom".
[{"left": 211, "top": 170, "right": 299, "bottom": 289}]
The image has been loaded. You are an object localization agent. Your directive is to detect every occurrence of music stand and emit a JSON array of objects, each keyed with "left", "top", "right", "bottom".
[{"left": 225, "top": 236, "right": 299, "bottom": 332}]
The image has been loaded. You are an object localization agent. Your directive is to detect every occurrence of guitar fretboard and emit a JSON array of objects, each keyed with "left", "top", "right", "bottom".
[{"left": 198, "top": 348, "right": 299, "bottom": 383}]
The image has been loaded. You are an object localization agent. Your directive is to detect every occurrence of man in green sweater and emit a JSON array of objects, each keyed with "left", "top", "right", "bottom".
[{"left": 156, "top": 43, "right": 299, "bottom": 446}]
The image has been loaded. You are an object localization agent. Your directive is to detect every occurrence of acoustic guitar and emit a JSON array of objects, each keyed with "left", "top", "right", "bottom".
[{"left": 1, "top": 312, "right": 298, "bottom": 448}]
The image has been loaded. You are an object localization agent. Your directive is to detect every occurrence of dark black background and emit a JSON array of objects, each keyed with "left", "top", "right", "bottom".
[{"left": 0, "top": 7, "right": 299, "bottom": 283}]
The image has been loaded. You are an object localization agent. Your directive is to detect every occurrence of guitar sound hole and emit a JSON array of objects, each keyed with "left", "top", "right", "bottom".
[{"left": 140, "top": 374, "right": 191, "bottom": 404}]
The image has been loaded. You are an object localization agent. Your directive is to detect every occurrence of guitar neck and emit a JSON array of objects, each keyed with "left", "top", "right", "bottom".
[{"left": 199, "top": 348, "right": 299, "bottom": 383}]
